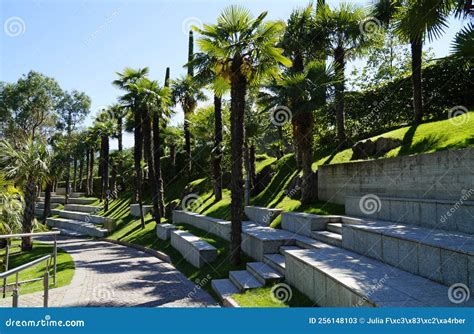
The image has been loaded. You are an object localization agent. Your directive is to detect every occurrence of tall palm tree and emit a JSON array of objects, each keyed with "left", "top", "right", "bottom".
[
  {"left": 130, "top": 78, "right": 171, "bottom": 222},
  {"left": 315, "top": 2, "right": 369, "bottom": 143},
  {"left": 171, "top": 76, "right": 206, "bottom": 174},
  {"left": 192, "top": 52, "right": 230, "bottom": 201},
  {"left": 93, "top": 111, "right": 116, "bottom": 211},
  {"left": 196, "top": 5, "right": 291, "bottom": 264},
  {"left": 113, "top": 67, "right": 149, "bottom": 228},
  {"left": 372, "top": 0, "right": 455, "bottom": 124},
  {"left": 0, "top": 139, "right": 50, "bottom": 251},
  {"left": 0, "top": 174, "right": 23, "bottom": 242}
]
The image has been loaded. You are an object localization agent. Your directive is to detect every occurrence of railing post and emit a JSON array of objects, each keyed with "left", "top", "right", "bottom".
[
  {"left": 43, "top": 272, "right": 49, "bottom": 308},
  {"left": 3, "top": 241, "right": 10, "bottom": 298},
  {"left": 12, "top": 272, "right": 19, "bottom": 307},
  {"left": 53, "top": 235, "right": 57, "bottom": 286}
]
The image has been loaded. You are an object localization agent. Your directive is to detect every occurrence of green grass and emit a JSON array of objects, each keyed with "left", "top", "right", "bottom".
[
  {"left": 0, "top": 240, "right": 75, "bottom": 296},
  {"left": 312, "top": 111, "right": 474, "bottom": 169},
  {"left": 232, "top": 285, "right": 314, "bottom": 308}
]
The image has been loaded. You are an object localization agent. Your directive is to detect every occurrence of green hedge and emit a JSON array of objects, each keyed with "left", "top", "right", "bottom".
[{"left": 319, "top": 57, "right": 474, "bottom": 141}]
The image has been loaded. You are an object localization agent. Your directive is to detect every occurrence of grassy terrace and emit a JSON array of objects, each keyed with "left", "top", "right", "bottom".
[
  {"left": 0, "top": 240, "right": 74, "bottom": 296},
  {"left": 102, "top": 113, "right": 474, "bottom": 306}
]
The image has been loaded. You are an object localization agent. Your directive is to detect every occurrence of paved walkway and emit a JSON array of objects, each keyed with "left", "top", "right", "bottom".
[{"left": 0, "top": 237, "right": 217, "bottom": 307}]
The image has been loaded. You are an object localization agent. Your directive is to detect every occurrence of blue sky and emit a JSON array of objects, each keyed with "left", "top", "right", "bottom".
[{"left": 0, "top": 0, "right": 467, "bottom": 148}]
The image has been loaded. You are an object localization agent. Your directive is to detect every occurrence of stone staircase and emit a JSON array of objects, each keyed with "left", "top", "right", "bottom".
[
  {"left": 175, "top": 205, "right": 474, "bottom": 307},
  {"left": 35, "top": 187, "right": 109, "bottom": 237}
]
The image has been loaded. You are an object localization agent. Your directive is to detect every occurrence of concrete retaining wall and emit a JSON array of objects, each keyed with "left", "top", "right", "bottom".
[{"left": 318, "top": 148, "right": 474, "bottom": 205}]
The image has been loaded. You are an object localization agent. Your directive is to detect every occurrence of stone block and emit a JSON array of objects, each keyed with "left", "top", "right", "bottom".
[
  {"left": 312, "top": 268, "right": 327, "bottom": 306},
  {"left": 341, "top": 226, "right": 355, "bottom": 251},
  {"left": 244, "top": 206, "right": 282, "bottom": 226},
  {"left": 281, "top": 212, "right": 329, "bottom": 237},
  {"left": 418, "top": 244, "right": 442, "bottom": 282},
  {"left": 130, "top": 204, "right": 153, "bottom": 217},
  {"left": 382, "top": 236, "right": 399, "bottom": 267},
  {"left": 398, "top": 239, "right": 418, "bottom": 274},
  {"left": 440, "top": 249, "right": 468, "bottom": 287},
  {"left": 156, "top": 223, "right": 177, "bottom": 240},
  {"left": 170, "top": 230, "right": 217, "bottom": 268}
]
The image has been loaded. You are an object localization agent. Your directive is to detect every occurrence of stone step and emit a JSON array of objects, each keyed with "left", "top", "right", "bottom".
[
  {"left": 294, "top": 234, "right": 337, "bottom": 250},
  {"left": 211, "top": 279, "right": 240, "bottom": 301},
  {"left": 64, "top": 204, "right": 102, "bottom": 214},
  {"left": 246, "top": 262, "right": 284, "bottom": 285},
  {"left": 229, "top": 270, "right": 264, "bottom": 292},
  {"left": 244, "top": 206, "right": 283, "bottom": 226},
  {"left": 54, "top": 209, "right": 110, "bottom": 224},
  {"left": 263, "top": 254, "right": 285, "bottom": 276},
  {"left": 327, "top": 223, "right": 342, "bottom": 234},
  {"left": 46, "top": 218, "right": 108, "bottom": 238},
  {"left": 37, "top": 197, "right": 97, "bottom": 205},
  {"left": 34, "top": 208, "right": 44, "bottom": 216},
  {"left": 285, "top": 247, "right": 474, "bottom": 307},
  {"left": 40, "top": 192, "right": 85, "bottom": 198},
  {"left": 170, "top": 230, "right": 217, "bottom": 268},
  {"left": 311, "top": 231, "right": 342, "bottom": 247},
  {"left": 35, "top": 202, "right": 60, "bottom": 210},
  {"left": 51, "top": 227, "right": 88, "bottom": 237},
  {"left": 279, "top": 245, "right": 302, "bottom": 256}
]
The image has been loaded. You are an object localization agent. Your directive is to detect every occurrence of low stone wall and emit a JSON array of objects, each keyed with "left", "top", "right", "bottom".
[
  {"left": 346, "top": 195, "right": 474, "bottom": 234},
  {"left": 172, "top": 210, "right": 231, "bottom": 241},
  {"left": 170, "top": 230, "right": 217, "bottom": 268},
  {"left": 244, "top": 206, "right": 282, "bottom": 226},
  {"left": 318, "top": 148, "right": 474, "bottom": 205},
  {"left": 281, "top": 212, "right": 338, "bottom": 237},
  {"left": 130, "top": 204, "right": 153, "bottom": 217}
]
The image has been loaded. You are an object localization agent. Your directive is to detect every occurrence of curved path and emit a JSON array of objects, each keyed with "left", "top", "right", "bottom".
[{"left": 0, "top": 237, "right": 217, "bottom": 307}]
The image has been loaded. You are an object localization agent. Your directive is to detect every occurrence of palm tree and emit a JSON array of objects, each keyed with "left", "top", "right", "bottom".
[
  {"left": 277, "top": 4, "right": 329, "bottom": 204},
  {"left": 372, "top": 0, "right": 455, "bottom": 124},
  {"left": 195, "top": 5, "right": 291, "bottom": 264},
  {"left": 129, "top": 78, "right": 171, "bottom": 222},
  {"left": 171, "top": 76, "right": 206, "bottom": 174},
  {"left": 192, "top": 52, "right": 230, "bottom": 201},
  {"left": 113, "top": 67, "right": 149, "bottom": 228},
  {"left": 0, "top": 139, "right": 50, "bottom": 251},
  {"left": 93, "top": 111, "right": 116, "bottom": 211},
  {"left": 315, "top": 2, "right": 369, "bottom": 143},
  {"left": 452, "top": 23, "right": 474, "bottom": 60},
  {"left": 0, "top": 174, "right": 23, "bottom": 243}
]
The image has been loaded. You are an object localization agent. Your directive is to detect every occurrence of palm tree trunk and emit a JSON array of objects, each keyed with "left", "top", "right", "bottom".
[
  {"left": 89, "top": 148, "right": 95, "bottom": 196},
  {"left": 72, "top": 157, "right": 77, "bottom": 192},
  {"left": 244, "top": 141, "right": 250, "bottom": 206},
  {"left": 230, "top": 58, "right": 246, "bottom": 265},
  {"left": 184, "top": 115, "right": 192, "bottom": 173},
  {"left": 78, "top": 156, "right": 84, "bottom": 192},
  {"left": 212, "top": 95, "right": 223, "bottom": 201},
  {"left": 153, "top": 112, "right": 165, "bottom": 217},
  {"left": 64, "top": 156, "right": 70, "bottom": 205},
  {"left": 134, "top": 106, "right": 146, "bottom": 228},
  {"left": 85, "top": 148, "right": 90, "bottom": 195},
  {"left": 170, "top": 144, "right": 176, "bottom": 167},
  {"left": 42, "top": 181, "right": 53, "bottom": 224},
  {"left": 101, "top": 135, "right": 110, "bottom": 211},
  {"left": 249, "top": 143, "right": 256, "bottom": 188},
  {"left": 293, "top": 111, "right": 314, "bottom": 205},
  {"left": 144, "top": 109, "right": 160, "bottom": 223},
  {"left": 22, "top": 178, "right": 36, "bottom": 251},
  {"left": 117, "top": 116, "right": 124, "bottom": 186},
  {"left": 334, "top": 46, "right": 346, "bottom": 144},
  {"left": 411, "top": 40, "right": 423, "bottom": 124}
]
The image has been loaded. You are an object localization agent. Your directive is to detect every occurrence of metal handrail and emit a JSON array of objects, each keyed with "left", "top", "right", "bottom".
[
  {"left": 0, "top": 231, "right": 60, "bottom": 239},
  {"left": 1, "top": 231, "right": 60, "bottom": 307},
  {"left": 0, "top": 254, "right": 51, "bottom": 307},
  {"left": 0, "top": 255, "right": 51, "bottom": 279}
]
